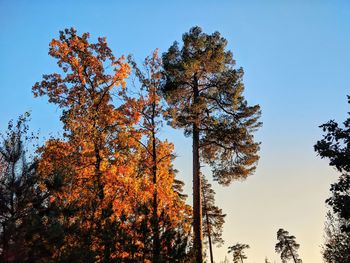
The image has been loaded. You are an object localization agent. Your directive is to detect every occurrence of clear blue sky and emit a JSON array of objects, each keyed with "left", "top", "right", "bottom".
[{"left": 1, "top": 1, "right": 350, "bottom": 262}]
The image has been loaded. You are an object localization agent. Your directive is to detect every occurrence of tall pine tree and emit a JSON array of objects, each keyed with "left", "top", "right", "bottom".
[{"left": 161, "top": 26, "right": 261, "bottom": 262}]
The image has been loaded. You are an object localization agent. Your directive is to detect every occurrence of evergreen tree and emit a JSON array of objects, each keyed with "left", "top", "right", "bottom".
[
  {"left": 275, "top": 228, "right": 302, "bottom": 263},
  {"left": 201, "top": 175, "right": 226, "bottom": 263},
  {"left": 162, "top": 26, "right": 261, "bottom": 262},
  {"left": 0, "top": 114, "right": 53, "bottom": 262},
  {"left": 0, "top": 114, "right": 35, "bottom": 261},
  {"left": 227, "top": 243, "right": 249, "bottom": 263}
]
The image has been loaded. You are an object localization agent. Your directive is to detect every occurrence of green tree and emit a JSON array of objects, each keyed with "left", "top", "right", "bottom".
[
  {"left": 275, "top": 228, "right": 302, "bottom": 263},
  {"left": 161, "top": 26, "right": 261, "bottom": 262},
  {"left": 227, "top": 243, "right": 249, "bottom": 263},
  {"left": 201, "top": 175, "right": 226, "bottom": 263}
]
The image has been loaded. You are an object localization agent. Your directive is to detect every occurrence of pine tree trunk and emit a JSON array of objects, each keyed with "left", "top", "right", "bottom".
[
  {"left": 193, "top": 75, "right": 203, "bottom": 262},
  {"left": 287, "top": 242, "right": 298, "bottom": 263}
]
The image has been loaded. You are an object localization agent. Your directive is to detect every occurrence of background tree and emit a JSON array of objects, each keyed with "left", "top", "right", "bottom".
[
  {"left": 227, "top": 243, "right": 249, "bottom": 263},
  {"left": 129, "top": 50, "right": 192, "bottom": 261},
  {"left": 220, "top": 256, "right": 230, "bottom": 263},
  {"left": 201, "top": 175, "right": 226, "bottom": 263},
  {"left": 322, "top": 212, "right": 350, "bottom": 263},
  {"left": 275, "top": 228, "right": 302, "bottom": 263},
  {"left": 162, "top": 26, "right": 261, "bottom": 262},
  {"left": 314, "top": 95, "right": 350, "bottom": 262},
  {"left": 0, "top": 114, "right": 37, "bottom": 262},
  {"left": 0, "top": 114, "right": 58, "bottom": 262}
]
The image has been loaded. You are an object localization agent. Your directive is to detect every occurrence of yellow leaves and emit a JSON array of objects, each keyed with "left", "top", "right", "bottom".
[
  {"left": 49, "top": 39, "right": 70, "bottom": 58},
  {"left": 111, "top": 57, "right": 130, "bottom": 89}
]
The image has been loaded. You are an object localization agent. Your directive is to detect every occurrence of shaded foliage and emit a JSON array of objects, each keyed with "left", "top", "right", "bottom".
[{"left": 315, "top": 96, "right": 350, "bottom": 262}]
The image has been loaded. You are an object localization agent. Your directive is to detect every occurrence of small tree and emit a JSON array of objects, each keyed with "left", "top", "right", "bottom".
[
  {"left": 202, "top": 175, "right": 226, "bottom": 263},
  {"left": 227, "top": 243, "right": 249, "bottom": 263},
  {"left": 275, "top": 228, "right": 302, "bottom": 263}
]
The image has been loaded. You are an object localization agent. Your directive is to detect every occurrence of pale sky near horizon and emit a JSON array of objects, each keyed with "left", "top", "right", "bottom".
[{"left": 1, "top": 1, "right": 350, "bottom": 262}]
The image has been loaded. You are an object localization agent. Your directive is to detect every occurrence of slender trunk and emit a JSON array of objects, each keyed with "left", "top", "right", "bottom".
[
  {"left": 240, "top": 254, "right": 244, "bottom": 263},
  {"left": 95, "top": 145, "right": 110, "bottom": 263},
  {"left": 151, "top": 101, "right": 160, "bottom": 262},
  {"left": 193, "top": 76, "right": 203, "bottom": 262},
  {"left": 202, "top": 185, "right": 214, "bottom": 263},
  {"left": 287, "top": 242, "right": 298, "bottom": 263}
]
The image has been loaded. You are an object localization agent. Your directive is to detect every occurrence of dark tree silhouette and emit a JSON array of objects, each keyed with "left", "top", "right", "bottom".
[
  {"left": 275, "top": 228, "right": 302, "bottom": 263},
  {"left": 201, "top": 175, "right": 226, "bottom": 263},
  {"left": 322, "top": 212, "right": 350, "bottom": 263},
  {"left": 227, "top": 243, "right": 249, "bottom": 263},
  {"left": 162, "top": 26, "right": 261, "bottom": 262},
  {"left": 315, "top": 96, "right": 350, "bottom": 262},
  {"left": 0, "top": 114, "right": 49, "bottom": 262}
]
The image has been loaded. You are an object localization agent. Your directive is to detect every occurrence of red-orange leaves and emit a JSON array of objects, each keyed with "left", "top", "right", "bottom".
[
  {"left": 33, "top": 28, "right": 130, "bottom": 110},
  {"left": 33, "top": 30, "right": 191, "bottom": 261},
  {"left": 33, "top": 28, "right": 139, "bottom": 261}
]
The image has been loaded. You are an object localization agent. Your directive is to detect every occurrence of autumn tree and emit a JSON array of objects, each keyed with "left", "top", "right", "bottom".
[
  {"left": 201, "top": 175, "right": 226, "bottom": 263},
  {"left": 161, "top": 26, "right": 261, "bottom": 262},
  {"left": 129, "top": 50, "right": 192, "bottom": 262},
  {"left": 275, "top": 228, "right": 302, "bottom": 263},
  {"left": 33, "top": 28, "right": 139, "bottom": 262},
  {"left": 314, "top": 95, "right": 350, "bottom": 262},
  {"left": 227, "top": 243, "right": 249, "bottom": 263}
]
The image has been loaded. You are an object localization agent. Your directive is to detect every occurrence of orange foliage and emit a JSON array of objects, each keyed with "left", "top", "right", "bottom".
[{"left": 33, "top": 30, "right": 191, "bottom": 261}]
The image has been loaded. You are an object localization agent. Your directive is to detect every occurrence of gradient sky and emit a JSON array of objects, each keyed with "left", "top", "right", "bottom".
[{"left": 1, "top": 1, "right": 350, "bottom": 262}]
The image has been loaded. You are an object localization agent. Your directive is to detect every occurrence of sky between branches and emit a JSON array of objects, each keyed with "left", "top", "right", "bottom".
[{"left": 1, "top": 0, "right": 350, "bottom": 262}]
